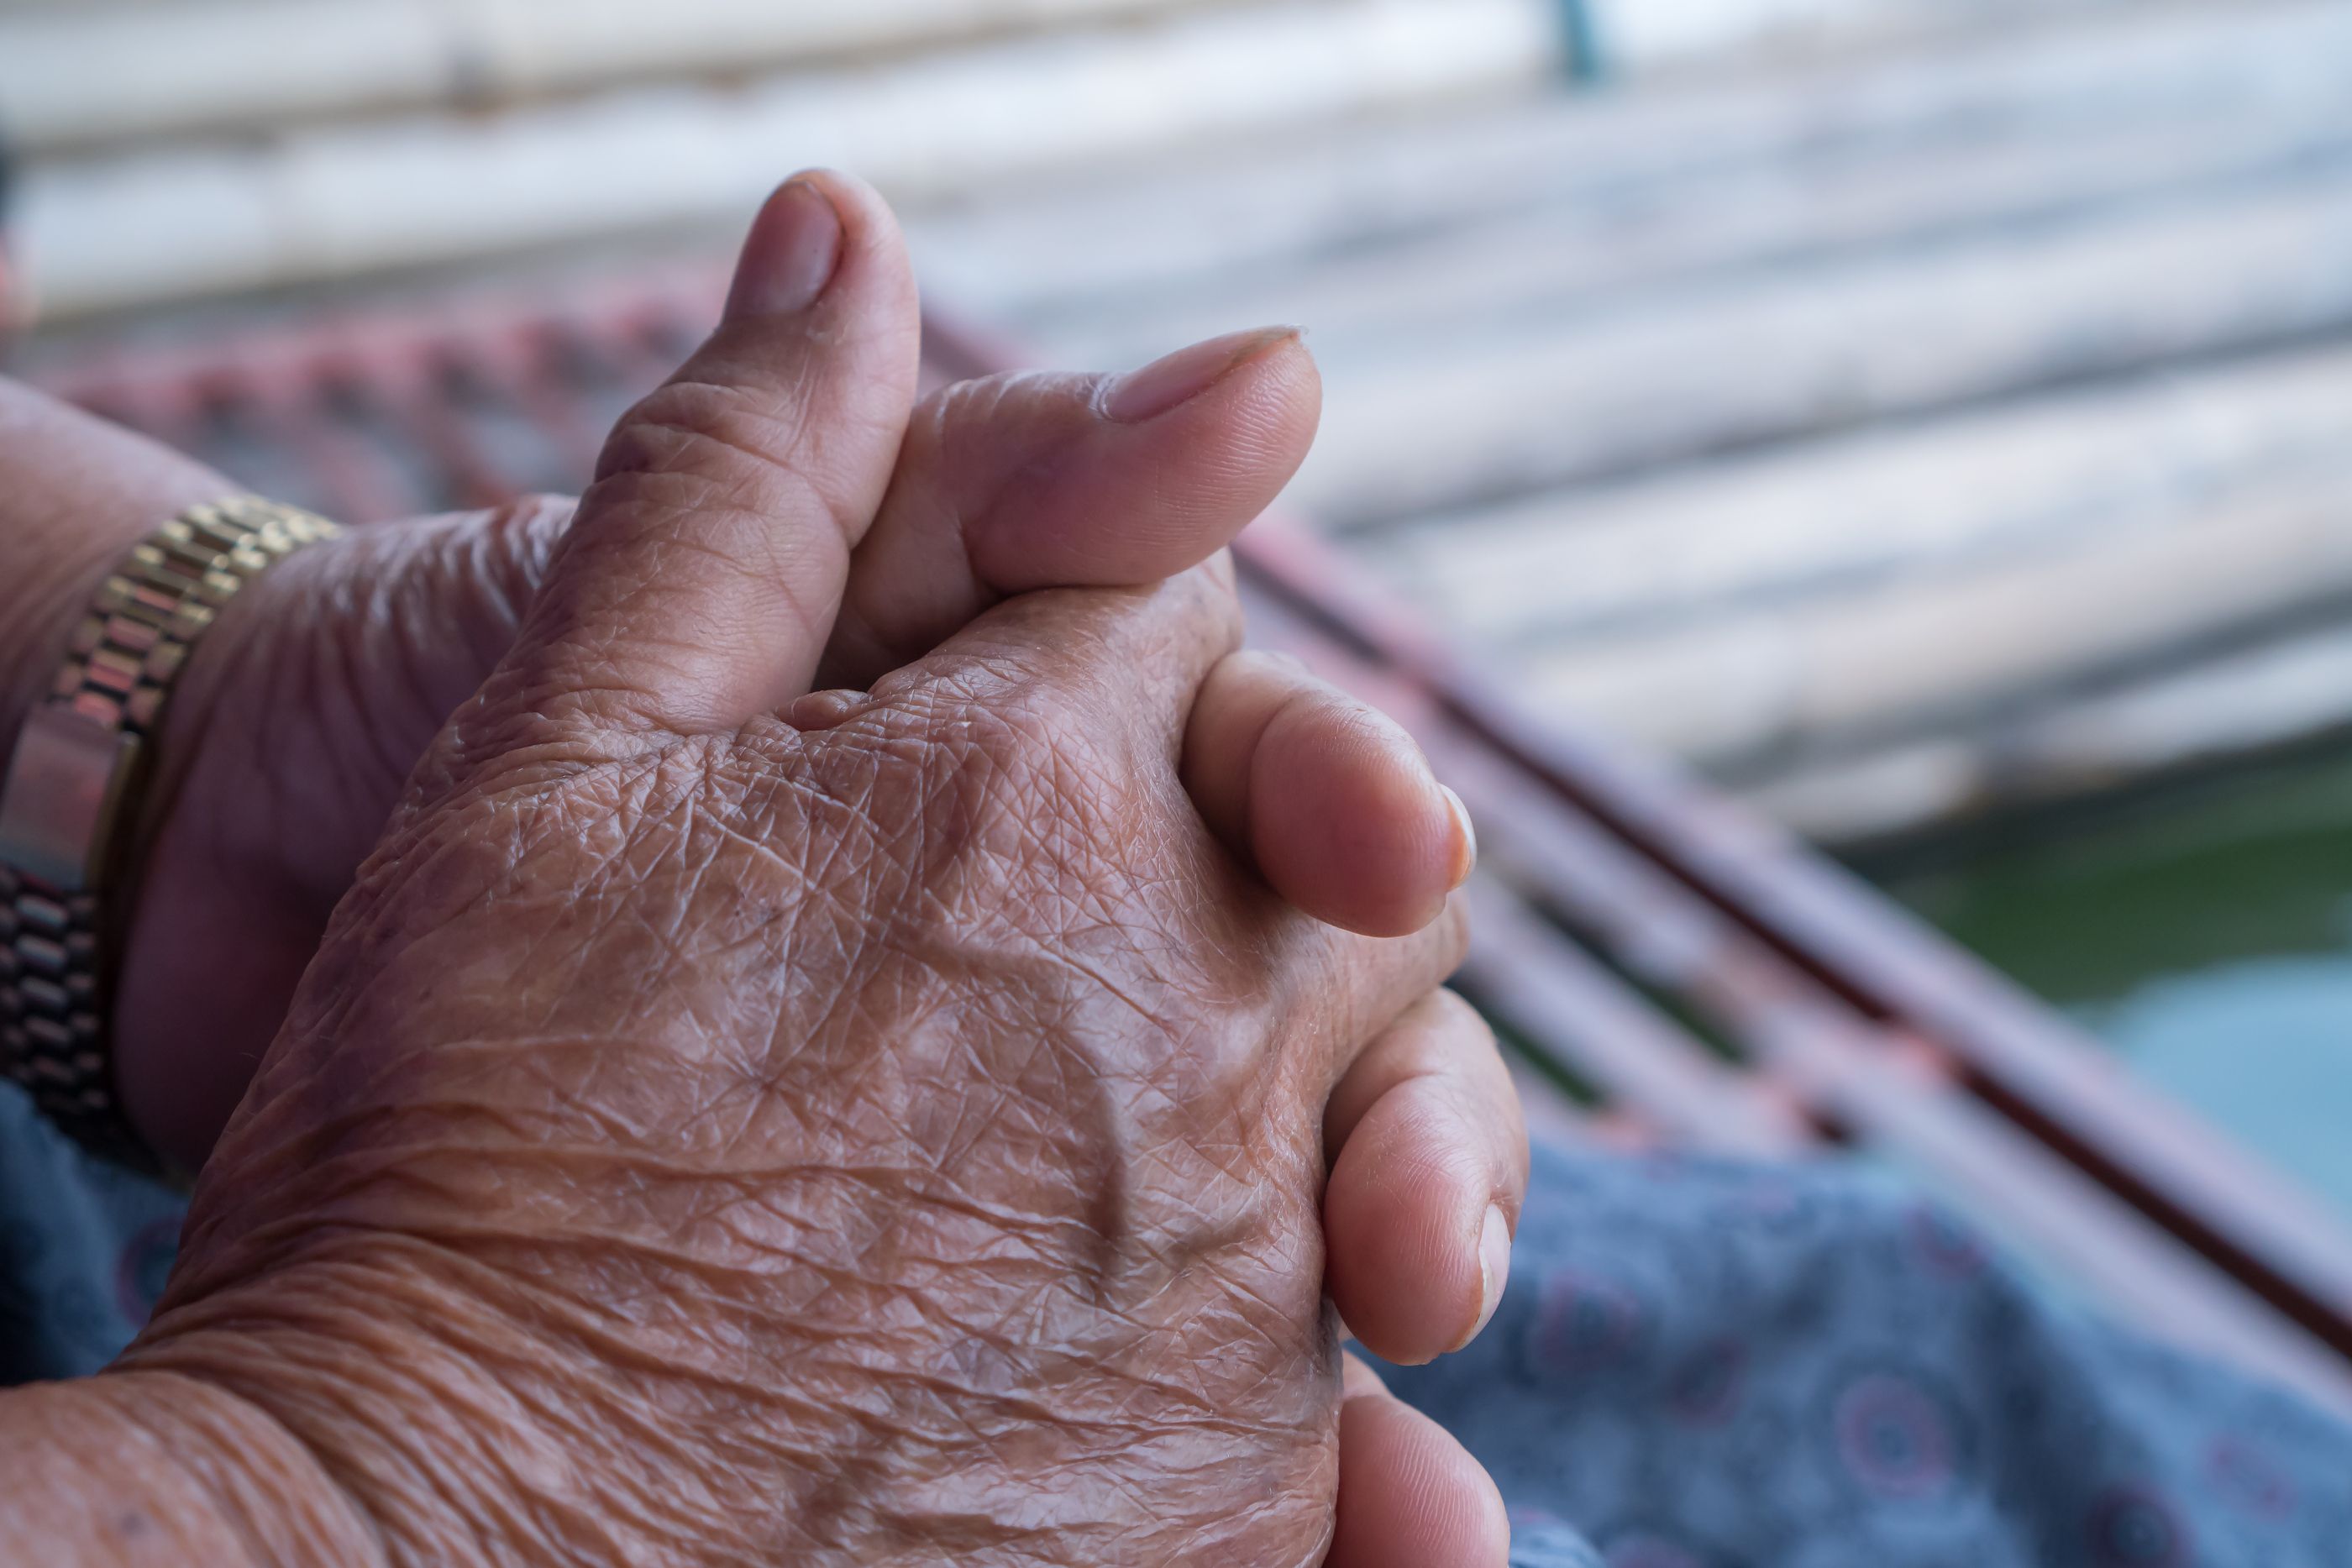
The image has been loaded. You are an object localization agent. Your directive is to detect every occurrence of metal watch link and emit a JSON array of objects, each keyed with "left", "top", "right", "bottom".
[{"left": 0, "top": 496, "right": 339, "bottom": 1175}]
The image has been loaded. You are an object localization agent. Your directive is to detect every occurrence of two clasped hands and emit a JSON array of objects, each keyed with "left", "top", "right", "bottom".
[{"left": 0, "top": 171, "right": 1525, "bottom": 1564}]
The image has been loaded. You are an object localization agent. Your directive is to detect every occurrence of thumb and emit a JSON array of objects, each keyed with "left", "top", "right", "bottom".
[
  {"left": 818, "top": 328, "right": 1318, "bottom": 689},
  {"left": 491, "top": 170, "right": 921, "bottom": 739}
]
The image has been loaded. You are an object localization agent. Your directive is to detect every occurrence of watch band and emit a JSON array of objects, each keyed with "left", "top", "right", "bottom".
[{"left": 0, "top": 496, "right": 339, "bottom": 1175}]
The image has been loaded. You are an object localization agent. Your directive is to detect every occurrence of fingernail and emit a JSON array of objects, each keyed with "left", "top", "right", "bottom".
[
  {"left": 1441, "top": 784, "right": 1477, "bottom": 889},
  {"left": 1466, "top": 1204, "right": 1512, "bottom": 1347},
  {"left": 785, "top": 689, "right": 869, "bottom": 730},
  {"left": 1102, "top": 325, "right": 1301, "bottom": 424},
  {"left": 725, "top": 177, "right": 844, "bottom": 321}
]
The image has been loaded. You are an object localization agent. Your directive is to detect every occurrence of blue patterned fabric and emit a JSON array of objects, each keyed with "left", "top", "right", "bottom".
[
  {"left": 0, "top": 1085, "right": 182, "bottom": 1385},
  {"left": 7, "top": 1088, "right": 2349, "bottom": 1563},
  {"left": 1387, "top": 1146, "right": 2352, "bottom": 1568}
]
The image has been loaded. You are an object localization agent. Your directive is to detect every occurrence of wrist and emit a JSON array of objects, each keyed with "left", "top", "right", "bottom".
[
  {"left": 2, "top": 483, "right": 337, "bottom": 1173},
  {"left": 0, "top": 1368, "right": 385, "bottom": 1565},
  {"left": 0, "top": 515, "right": 157, "bottom": 781},
  {"left": 123, "top": 1240, "right": 607, "bottom": 1568},
  {"left": 0, "top": 385, "right": 223, "bottom": 779},
  {"left": 128, "top": 1213, "right": 920, "bottom": 1567}
]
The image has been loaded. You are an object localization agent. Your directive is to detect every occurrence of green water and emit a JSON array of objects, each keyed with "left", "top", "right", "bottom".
[{"left": 1881, "top": 753, "right": 2352, "bottom": 1219}]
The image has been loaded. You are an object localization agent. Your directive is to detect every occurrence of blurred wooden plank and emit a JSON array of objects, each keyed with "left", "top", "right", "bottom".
[
  {"left": 1746, "top": 621, "right": 2352, "bottom": 845},
  {"left": 0, "top": 0, "right": 1232, "bottom": 150},
  {"left": 1369, "top": 343, "right": 2352, "bottom": 652},
  {"left": 931, "top": 0, "right": 2352, "bottom": 323},
  {"left": 1023, "top": 70, "right": 2352, "bottom": 368},
  {"left": 1586, "top": 0, "right": 2137, "bottom": 71},
  {"left": 1286, "top": 169, "right": 2352, "bottom": 523},
  {"left": 1522, "top": 473, "right": 2352, "bottom": 768},
  {"left": 16, "top": 0, "right": 1561, "bottom": 317}
]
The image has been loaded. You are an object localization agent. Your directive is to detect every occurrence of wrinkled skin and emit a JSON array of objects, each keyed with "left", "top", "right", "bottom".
[
  {"left": 0, "top": 168, "right": 1524, "bottom": 1563},
  {"left": 117, "top": 496, "right": 573, "bottom": 1162},
  {"left": 134, "top": 561, "right": 1462, "bottom": 1561}
]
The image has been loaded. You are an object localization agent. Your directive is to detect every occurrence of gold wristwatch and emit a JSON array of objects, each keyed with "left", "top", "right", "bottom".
[{"left": 0, "top": 496, "right": 338, "bottom": 1175}]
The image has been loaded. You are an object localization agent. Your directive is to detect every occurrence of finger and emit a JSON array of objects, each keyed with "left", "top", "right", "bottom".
[
  {"left": 495, "top": 170, "right": 920, "bottom": 737},
  {"left": 868, "top": 556, "right": 1247, "bottom": 755},
  {"left": 1268, "top": 898, "right": 1472, "bottom": 1103},
  {"left": 1330, "top": 1354, "right": 1511, "bottom": 1568},
  {"left": 856, "top": 562, "right": 1469, "bottom": 1075},
  {"left": 816, "top": 327, "right": 1317, "bottom": 689},
  {"left": 1183, "top": 650, "right": 1473, "bottom": 938},
  {"left": 1322, "top": 990, "right": 1527, "bottom": 1366}
]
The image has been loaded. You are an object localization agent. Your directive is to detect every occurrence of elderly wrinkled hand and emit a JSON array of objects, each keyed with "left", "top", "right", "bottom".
[
  {"left": 143, "top": 559, "right": 1446, "bottom": 1561},
  {"left": 6, "top": 172, "right": 1533, "bottom": 1564}
]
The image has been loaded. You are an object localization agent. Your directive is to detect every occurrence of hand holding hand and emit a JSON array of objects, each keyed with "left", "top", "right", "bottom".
[{"left": 124, "top": 174, "right": 1520, "bottom": 1564}]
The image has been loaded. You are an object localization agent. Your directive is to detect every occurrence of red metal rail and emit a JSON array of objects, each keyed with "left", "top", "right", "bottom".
[{"left": 1227, "top": 524, "right": 2352, "bottom": 1366}]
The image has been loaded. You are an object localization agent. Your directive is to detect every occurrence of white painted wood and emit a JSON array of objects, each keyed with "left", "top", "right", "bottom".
[
  {"left": 1747, "top": 624, "right": 2352, "bottom": 843},
  {"left": 0, "top": 3, "right": 446, "bottom": 149},
  {"left": 1742, "top": 741, "right": 1988, "bottom": 844},
  {"left": 1018, "top": 85, "right": 2352, "bottom": 370},
  {"left": 1286, "top": 169, "right": 2352, "bottom": 525},
  {"left": 1588, "top": 0, "right": 2138, "bottom": 71},
  {"left": 1525, "top": 478, "right": 2352, "bottom": 768},
  {"left": 14, "top": 0, "right": 1560, "bottom": 318},
  {"left": 1363, "top": 343, "right": 2352, "bottom": 648},
  {"left": 0, "top": 0, "right": 1217, "bottom": 149},
  {"left": 921, "top": 0, "right": 2352, "bottom": 322},
  {"left": 16, "top": 0, "right": 2352, "bottom": 848}
]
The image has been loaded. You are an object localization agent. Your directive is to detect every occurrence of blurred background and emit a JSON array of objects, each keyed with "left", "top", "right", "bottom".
[{"left": 6, "top": 0, "right": 2352, "bottom": 1388}]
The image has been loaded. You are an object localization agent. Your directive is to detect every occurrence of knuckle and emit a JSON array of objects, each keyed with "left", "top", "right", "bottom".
[
  {"left": 915, "top": 370, "right": 1103, "bottom": 543},
  {"left": 872, "top": 648, "right": 1102, "bottom": 765},
  {"left": 811, "top": 690, "right": 1083, "bottom": 865},
  {"left": 587, "top": 380, "right": 858, "bottom": 550},
  {"left": 401, "top": 667, "right": 627, "bottom": 811},
  {"left": 916, "top": 368, "right": 1019, "bottom": 444},
  {"left": 928, "top": 366, "right": 1095, "bottom": 438},
  {"left": 596, "top": 378, "right": 805, "bottom": 487},
  {"left": 477, "top": 490, "right": 574, "bottom": 553}
]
